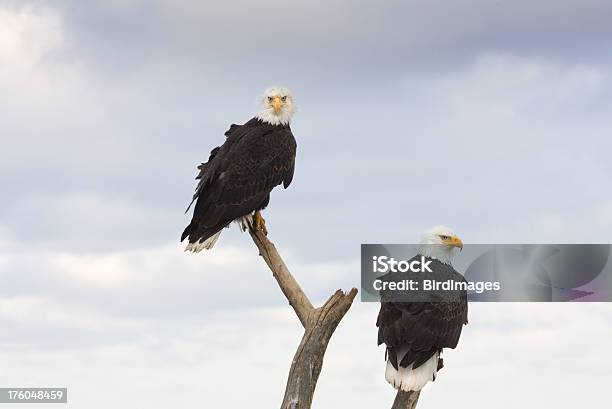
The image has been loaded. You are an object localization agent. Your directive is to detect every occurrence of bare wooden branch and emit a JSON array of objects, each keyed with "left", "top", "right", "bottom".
[
  {"left": 247, "top": 222, "right": 358, "bottom": 409},
  {"left": 247, "top": 224, "right": 314, "bottom": 328},
  {"left": 392, "top": 391, "right": 421, "bottom": 409},
  {"left": 280, "top": 288, "right": 358, "bottom": 409}
]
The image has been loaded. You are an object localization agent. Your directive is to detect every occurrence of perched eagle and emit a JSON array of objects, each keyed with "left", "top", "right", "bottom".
[
  {"left": 181, "top": 87, "right": 297, "bottom": 252},
  {"left": 376, "top": 225, "right": 468, "bottom": 392}
]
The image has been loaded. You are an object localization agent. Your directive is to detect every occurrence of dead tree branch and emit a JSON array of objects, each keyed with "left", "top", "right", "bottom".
[
  {"left": 247, "top": 222, "right": 358, "bottom": 409},
  {"left": 392, "top": 391, "right": 421, "bottom": 409}
]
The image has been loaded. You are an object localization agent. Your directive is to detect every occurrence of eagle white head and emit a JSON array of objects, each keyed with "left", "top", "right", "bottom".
[
  {"left": 256, "top": 87, "right": 296, "bottom": 126},
  {"left": 418, "top": 225, "right": 464, "bottom": 266}
]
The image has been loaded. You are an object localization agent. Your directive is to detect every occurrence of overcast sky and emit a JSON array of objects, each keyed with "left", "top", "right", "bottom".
[{"left": 1, "top": 1, "right": 612, "bottom": 408}]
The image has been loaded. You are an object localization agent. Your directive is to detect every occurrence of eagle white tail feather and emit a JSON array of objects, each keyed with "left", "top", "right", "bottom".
[
  {"left": 184, "top": 230, "right": 222, "bottom": 252},
  {"left": 385, "top": 350, "right": 439, "bottom": 392},
  {"left": 184, "top": 214, "right": 254, "bottom": 253},
  {"left": 237, "top": 214, "right": 253, "bottom": 231}
]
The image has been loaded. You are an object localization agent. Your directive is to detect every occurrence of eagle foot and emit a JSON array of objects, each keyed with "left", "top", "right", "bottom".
[{"left": 253, "top": 210, "right": 268, "bottom": 236}]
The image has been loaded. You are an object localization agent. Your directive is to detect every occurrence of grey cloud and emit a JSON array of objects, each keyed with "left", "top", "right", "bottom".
[
  {"left": 0, "top": 302, "right": 610, "bottom": 408},
  {"left": 46, "top": 0, "right": 612, "bottom": 79},
  {"left": 0, "top": 241, "right": 356, "bottom": 324},
  {"left": 3, "top": 41, "right": 612, "bottom": 258}
]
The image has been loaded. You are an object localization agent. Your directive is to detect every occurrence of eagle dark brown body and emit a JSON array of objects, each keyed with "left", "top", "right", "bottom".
[
  {"left": 182, "top": 117, "right": 296, "bottom": 249},
  {"left": 377, "top": 253, "right": 468, "bottom": 391}
]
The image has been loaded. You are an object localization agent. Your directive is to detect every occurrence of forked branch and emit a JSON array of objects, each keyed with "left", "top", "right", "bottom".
[
  {"left": 247, "top": 221, "right": 358, "bottom": 409},
  {"left": 247, "top": 220, "right": 435, "bottom": 409}
]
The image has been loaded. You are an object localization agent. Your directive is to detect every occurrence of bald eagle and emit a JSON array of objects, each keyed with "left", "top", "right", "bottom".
[
  {"left": 376, "top": 225, "right": 468, "bottom": 392},
  {"left": 181, "top": 87, "right": 297, "bottom": 252}
]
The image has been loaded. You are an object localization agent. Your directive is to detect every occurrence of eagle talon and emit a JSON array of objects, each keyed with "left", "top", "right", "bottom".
[{"left": 254, "top": 211, "right": 268, "bottom": 236}]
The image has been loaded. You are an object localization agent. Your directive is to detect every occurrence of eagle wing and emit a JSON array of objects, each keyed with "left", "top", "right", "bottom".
[
  {"left": 186, "top": 122, "right": 242, "bottom": 210},
  {"left": 376, "top": 261, "right": 468, "bottom": 370}
]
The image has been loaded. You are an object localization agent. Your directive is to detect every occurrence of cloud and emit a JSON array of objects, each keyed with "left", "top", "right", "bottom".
[
  {"left": 0, "top": 5, "right": 89, "bottom": 138},
  {"left": 0, "top": 5, "right": 64, "bottom": 69},
  {"left": 318, "top": 302, "right": 612, "bottom": 408},
  {"left": 0, "top": 300, "right": 609, "bottom": 408},
  {"left": 4, "top": 45, "right": 611, "bottom": 258},
  {"left": 0, "top": 295, "right": 146, "bottom": 349},
  {"left": 0, "top": 235, "right": 357, "bottom": 322},
  {"left": 4, "top": 192, "right": 178, "bottom": 252},
  {"left": 28, "top": 0, "right": 612, "bottom": 83},
  {"left": 522, "top": 199, "right": 612, "bottom": 243}
]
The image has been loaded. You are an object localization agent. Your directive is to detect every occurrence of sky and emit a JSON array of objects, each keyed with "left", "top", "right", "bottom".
[{"left": 0, "top": 0, "right": 611, "bottom": 407}]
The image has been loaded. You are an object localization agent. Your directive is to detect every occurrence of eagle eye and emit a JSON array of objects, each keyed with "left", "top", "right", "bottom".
[
  {"left": 267, "top": 96, "right": 273, "bottom": 102},
  {"left": 281, "top": 96, "right": 287, "bottom": 101},
  {"left": 439, "top": 235, "right": 450, "bottom": 240}
]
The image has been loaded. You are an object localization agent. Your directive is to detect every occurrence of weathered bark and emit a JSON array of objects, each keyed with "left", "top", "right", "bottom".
[
  {"left": 280, "top": 289, "right": 357, "bottom": 409},
  {"left": 392, "top": 390, "right": 421, "bottom": 409},
  {"left": 247, "top": 222, "right": 358, "bottom": 409},
  {"left": 247, "top": 223, "right": 314, "bottom": 328}
]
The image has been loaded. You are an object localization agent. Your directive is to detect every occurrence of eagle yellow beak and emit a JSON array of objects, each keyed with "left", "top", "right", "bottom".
[
  {"left": 272, "top": 96, "right": 283, "bottom": 113},
  {"left": 444, "top": 235, "right": 464, "bottom": 251}
]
